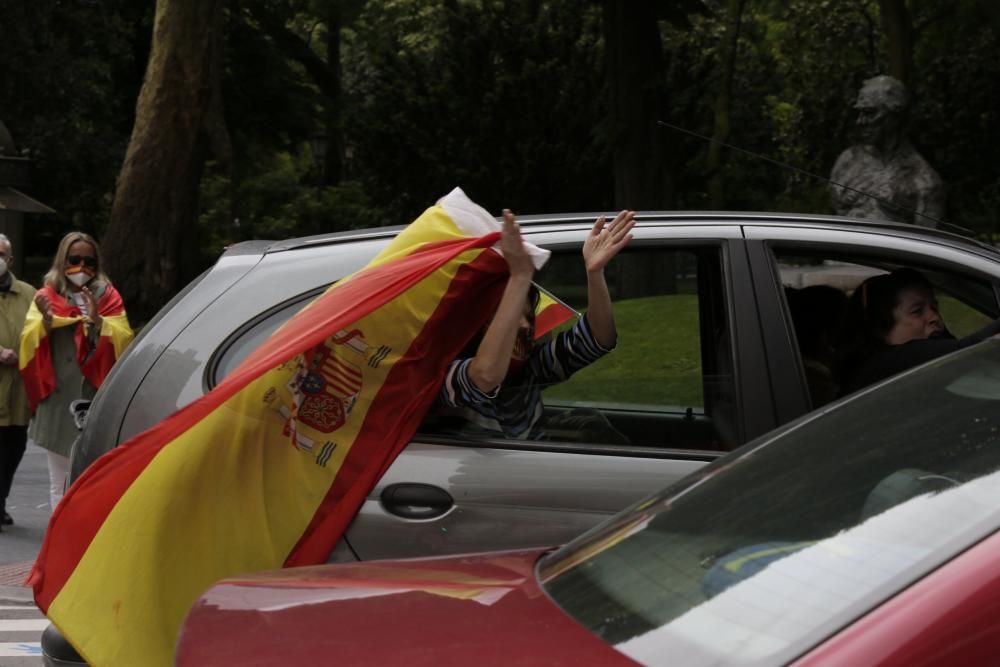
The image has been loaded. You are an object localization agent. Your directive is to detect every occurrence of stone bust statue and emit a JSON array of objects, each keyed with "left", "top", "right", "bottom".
[{"left": 830, "top": 75, "right": 945, "bottom": 227}]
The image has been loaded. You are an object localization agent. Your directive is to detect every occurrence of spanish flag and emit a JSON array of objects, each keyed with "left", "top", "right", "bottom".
[
  {"left": 28, "top": 188, "right": 553, "bottom": 666},
  {"left": 19, "top": 284, "right": 133, "bottom": 410},
  {"left": 534, "top": 288, "right": 577, "bottom": 339}
]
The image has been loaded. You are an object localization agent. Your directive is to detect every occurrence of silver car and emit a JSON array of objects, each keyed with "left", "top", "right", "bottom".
[{"left": 71, "top": 211, "right": 1000, "bottom": 561}]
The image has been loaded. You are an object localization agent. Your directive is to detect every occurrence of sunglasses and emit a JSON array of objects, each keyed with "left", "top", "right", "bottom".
[{"left": 67, "top": 255, "right": 97, "bottom": 268}]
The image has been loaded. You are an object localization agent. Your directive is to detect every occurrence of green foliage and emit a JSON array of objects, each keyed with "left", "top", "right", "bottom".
[
  {"left": 0, "top": 0, "right": 151, "bottom": 256},
  {"left": 6, "top": 0, "right": 1000, "bottom": 308},
  {"left": 225, "top": 3, "right": 327, "bottom": 153},
  {"left": 345, "top": 0, "right": 609, "bottom": 219},
  {"left": 198, "top": 147, "right": 381, "bottom": 265},
  {"left": 911, "top": 1, "right": 1000, "bottom": 236}
]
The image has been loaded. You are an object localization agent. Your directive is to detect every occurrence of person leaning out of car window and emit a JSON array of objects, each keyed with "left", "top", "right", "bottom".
[
  {"left": 836, "top": 267, "right": 1000, "bottom": 396},
  {"left": 432, "top": 209, "right": 634, "bottom": 443},
  {"left": 19, "top": 232, "right": 134, "bottom": 511}
]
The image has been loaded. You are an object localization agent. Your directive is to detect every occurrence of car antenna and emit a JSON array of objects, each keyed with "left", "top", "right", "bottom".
[{"left": 656, "top": 120, "right": 974, "bottom": 236}]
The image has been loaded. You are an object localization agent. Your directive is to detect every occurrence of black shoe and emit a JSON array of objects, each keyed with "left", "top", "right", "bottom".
[{"left": 1, "top": 512, "right": 11, "bottom": 526}]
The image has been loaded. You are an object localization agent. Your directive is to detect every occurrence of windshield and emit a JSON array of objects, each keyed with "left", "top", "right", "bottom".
[{"left": 539, "top": 340, "right": 1000, "bottom": 666}]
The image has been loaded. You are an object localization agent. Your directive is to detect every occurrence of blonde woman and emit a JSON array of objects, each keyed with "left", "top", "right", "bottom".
[{"left": 19, "top": 232, "right": 133, "bottom": 510}]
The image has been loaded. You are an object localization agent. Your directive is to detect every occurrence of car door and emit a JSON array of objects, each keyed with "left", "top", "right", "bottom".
[
  {"left": 343, "top": 223, "right": 780, "bottom": 560},
  {"left": 743, "top": 224, "right": 1000, "bottom": 414}
]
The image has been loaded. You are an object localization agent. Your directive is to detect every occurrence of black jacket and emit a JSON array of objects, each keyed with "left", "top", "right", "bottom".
[{"left": 842, "top": 317, "right": 1000, "bottom": 395}]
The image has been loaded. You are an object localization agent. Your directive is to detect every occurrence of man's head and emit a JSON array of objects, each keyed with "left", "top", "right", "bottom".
[
  {"left": 0, "top": 234, "right": 13, "bottom": 276},
  {"left": 853, "top": 75, "right": 908, "bottom": 146}
]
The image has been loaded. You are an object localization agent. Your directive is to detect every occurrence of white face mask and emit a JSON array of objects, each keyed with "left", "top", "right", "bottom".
[
  {"left": 66, "top": 271, "right": 91, "bottom": 288},
  {"left": 0, "top": 258, "right": 8, "bottom": 276}
]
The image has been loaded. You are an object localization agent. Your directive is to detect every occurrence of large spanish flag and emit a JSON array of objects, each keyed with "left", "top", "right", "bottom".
[
  {"left": 19, "top": 284, "right": 133, "bottom": 410},
  {"left": 28, "top": 188, "right": 553, "bottom": 666}
]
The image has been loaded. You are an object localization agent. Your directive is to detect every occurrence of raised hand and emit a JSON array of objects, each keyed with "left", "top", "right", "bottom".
[
  {"left": 583, "top": 210, "right": 636, "bottom": 274},
  {"left": 500, "top": 209, "right": 535, "bottom": 280},
  {"left": 81, "top": 286, "right": 103, "bottom": 329}
]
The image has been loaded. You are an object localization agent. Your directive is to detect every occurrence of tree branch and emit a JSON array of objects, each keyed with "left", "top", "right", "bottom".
[{"left": 244, "top": 5, "right": 337, "bottom": 99}]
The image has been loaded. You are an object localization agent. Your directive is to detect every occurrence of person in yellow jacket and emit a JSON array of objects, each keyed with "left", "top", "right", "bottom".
[{"left": 0, "top": 234, "right": 35, "bottom": 530}]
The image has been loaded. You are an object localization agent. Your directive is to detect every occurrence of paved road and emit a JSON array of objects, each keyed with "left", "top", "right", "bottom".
[
  {"left": 2, "top": 442, "right": 49, "bottom": 569},
  {"left": 1, "top": 442, "right": 52, "bottom": 665},
  {"left": 0, "top": 600, "right": 43, "bottom": 665}
]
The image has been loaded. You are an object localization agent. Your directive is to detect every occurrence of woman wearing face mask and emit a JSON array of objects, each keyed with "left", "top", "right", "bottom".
[{"left": 19, "top": 231, "right": 133, "bottom": 510}]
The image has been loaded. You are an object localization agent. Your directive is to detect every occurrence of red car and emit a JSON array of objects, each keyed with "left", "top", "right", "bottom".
[{"left": 177, "top": 341, "right": 1000, "bottom": 666}]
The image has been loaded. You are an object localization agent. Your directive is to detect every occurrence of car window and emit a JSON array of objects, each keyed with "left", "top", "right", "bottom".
[
  {"left": 774, "top": 249, "right": 997, "bottom": 408},
  {"left": 539, "top": 341, "right": 1000, "bottom": 667},
  {"left": 209, "top": 288, "right": 324, "bottom": 385},
  {"left": 422, "top": 246, "right": 737, "bottom": 451},
  {"left": 212, "top": 245, "right": 737, "bottom": 452}
]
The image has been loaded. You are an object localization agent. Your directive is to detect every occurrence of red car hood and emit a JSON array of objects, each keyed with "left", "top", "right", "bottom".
[{"left": 176, "top": 547, "right": 634, "bottom": 666}]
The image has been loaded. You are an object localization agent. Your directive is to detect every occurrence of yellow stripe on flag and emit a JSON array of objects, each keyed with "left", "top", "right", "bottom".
[
  {"left": 101, "top": 312, "right": 134, "bottom": 359},
  {"left": 18, "top": 302, "right": 79, "bottom": 368}
]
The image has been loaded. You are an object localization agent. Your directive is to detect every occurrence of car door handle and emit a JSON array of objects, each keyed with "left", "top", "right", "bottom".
[{"left": 380, "top": 483, "right": 454, "bottom": 519}]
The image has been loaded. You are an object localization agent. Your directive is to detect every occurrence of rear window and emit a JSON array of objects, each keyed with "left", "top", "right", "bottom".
[{"left": 539, "top": 340, "right": 1000, "bottom": 666}]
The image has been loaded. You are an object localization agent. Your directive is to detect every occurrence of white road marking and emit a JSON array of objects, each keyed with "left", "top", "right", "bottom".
[
  {"left": 0, "top": 641, "right": 42, "bottom": 656},
  {"left": 0, "top": 619, "right": 48, "bottom": 631}
]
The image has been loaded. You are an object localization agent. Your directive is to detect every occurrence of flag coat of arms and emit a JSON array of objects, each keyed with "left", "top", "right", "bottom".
[{"left": 28, "top": 188, "right": 558, "bottom": 666}]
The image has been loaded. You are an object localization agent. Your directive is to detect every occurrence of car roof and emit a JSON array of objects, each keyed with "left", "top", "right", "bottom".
[{"left": 255, "top": 210, "right": 1000, "bottom": 260}]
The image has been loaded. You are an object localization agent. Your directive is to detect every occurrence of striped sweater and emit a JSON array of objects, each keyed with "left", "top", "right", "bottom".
[{"left": 436, "top": 316, "right": 612, "bottom": 439}]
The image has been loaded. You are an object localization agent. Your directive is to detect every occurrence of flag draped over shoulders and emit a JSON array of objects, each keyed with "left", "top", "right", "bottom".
[
  {"left": 19, "top": 283, "right": 133, "bottom": 410},
  {"left": 28, "top": 188, "right": 549, "bottom": 667}
]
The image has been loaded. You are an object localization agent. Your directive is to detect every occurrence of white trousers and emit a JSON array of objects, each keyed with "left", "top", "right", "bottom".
[{"left": 46, "top": 451, "right": 70, "bottom": 511}]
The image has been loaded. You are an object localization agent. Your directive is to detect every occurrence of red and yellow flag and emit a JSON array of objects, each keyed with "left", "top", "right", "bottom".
[
  {"left": 19, "top": 284, "right": 133, "bottom": 410},
  {"left": 28, "top": 188, "right": 551, "bottom": 666},
  {"left": 534, "top": 289, "right": 577, "bottom": 339}
]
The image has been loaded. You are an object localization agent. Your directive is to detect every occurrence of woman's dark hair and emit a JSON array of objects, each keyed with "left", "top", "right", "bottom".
[
  {"left": 526, "top": 282, "right": 541, "bottom": 313},
  {"left": 834, "top": 267, "right": 936, "bottom": 386},
  {"left": 457, "top": 283, "right": 541, "bottom": 358}
]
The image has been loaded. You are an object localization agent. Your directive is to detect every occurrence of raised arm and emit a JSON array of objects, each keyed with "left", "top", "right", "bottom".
[
  {"left": 582, "top": 210, "right": 635, "bottom": 349},
  {"left": 467, "top": 210, "right": 536, "bottom": 393}
]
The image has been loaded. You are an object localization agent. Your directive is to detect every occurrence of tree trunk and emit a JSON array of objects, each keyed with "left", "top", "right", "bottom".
[
  {"left": 707, "top": 0, "right": 746, "bottom": 209},
  {"left": 879, "top": 0, "right": 914, "bottom": 91},
  {"left": 324, "top": 0, "right": 344, "bottom": 185},
  {"left": 103, "top": 0, "right": 225, "bottom": 323},
  {"left": 602, "top": 0, "right": 676, "bottom": 297},
  {"left": 601, "top": 0, "right": 673, "bottom": 211}
]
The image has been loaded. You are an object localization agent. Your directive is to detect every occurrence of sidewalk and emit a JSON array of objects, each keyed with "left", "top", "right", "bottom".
[
  {"left": 1, "top": 444, "right": 49, "bottom": 603},
  {"left": 0, "top": 560, "right": 34, "bottom": 603}
]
